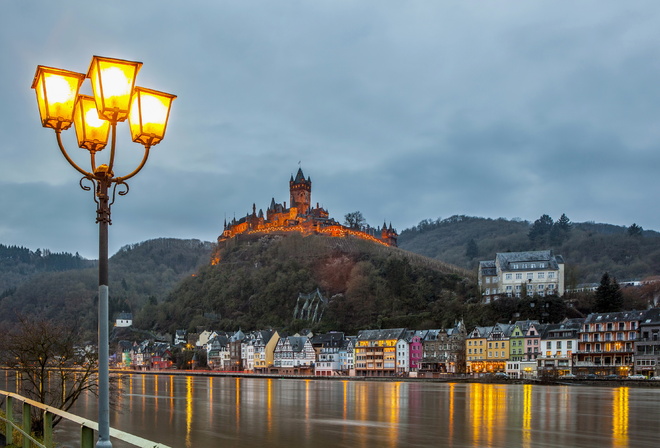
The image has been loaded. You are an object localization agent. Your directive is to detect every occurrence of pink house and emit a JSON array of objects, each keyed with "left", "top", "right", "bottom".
[{"left": 409, "top": 331, "right": 427, "bottom": 371}]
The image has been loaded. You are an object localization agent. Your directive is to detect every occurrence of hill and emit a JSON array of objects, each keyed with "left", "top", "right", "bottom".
[
  {"left": 398, "top": 215, "right": 660, "bottom": 285},
  {"left": 0, "top": 238, "right": 213, "bottom": 336},
  {"left": 146, "top": 233, "right": 476, "bottom": 335}
]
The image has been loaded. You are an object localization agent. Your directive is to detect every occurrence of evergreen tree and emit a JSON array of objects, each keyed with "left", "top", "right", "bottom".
[
  {"left": 528, "top": 214, "right": 554, "bottom": 245},
  {"left": 594, "top": 272, "right": 624, "bottom": 313},
  {"left": 555, "top": 213, "right": 572, "bottom": 232},
  {"left": 627, "top": 223, "right": 643, "bottom": 237},
  {"left": 549, "top": 213, "right": 572, "bottom": 245}
]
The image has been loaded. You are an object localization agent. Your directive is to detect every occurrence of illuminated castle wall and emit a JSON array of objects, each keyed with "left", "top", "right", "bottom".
[{"left": 218, "top": 168, "right": 398, "bottom": 248}]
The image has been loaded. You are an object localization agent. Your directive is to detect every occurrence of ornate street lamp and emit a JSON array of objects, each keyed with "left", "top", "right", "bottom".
[{"left": 32, "top": 55, "right": 175, "bottom": 448}]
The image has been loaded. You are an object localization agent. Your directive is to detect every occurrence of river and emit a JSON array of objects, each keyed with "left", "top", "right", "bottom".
[{"left": 3, "top": 373, "right": 660, "bottom": 447}]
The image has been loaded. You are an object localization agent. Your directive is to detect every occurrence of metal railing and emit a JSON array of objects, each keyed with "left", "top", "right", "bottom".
[{"left": 1, "top": 390, "right": 171, "bottom": 448}]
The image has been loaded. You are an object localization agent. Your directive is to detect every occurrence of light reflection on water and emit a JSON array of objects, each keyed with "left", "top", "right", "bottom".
[{"left": 3, "top": 371, "right": 660, "bottom": 447}]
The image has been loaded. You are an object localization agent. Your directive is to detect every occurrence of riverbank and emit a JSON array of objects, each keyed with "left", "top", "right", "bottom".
[{"left": 110, "top": 368, "right": 660, "bottom": 387}]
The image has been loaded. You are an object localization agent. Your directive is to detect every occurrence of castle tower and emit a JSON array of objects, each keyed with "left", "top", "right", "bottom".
[{"left": 289, "top": 168, "right": 312, "bottom": 215}]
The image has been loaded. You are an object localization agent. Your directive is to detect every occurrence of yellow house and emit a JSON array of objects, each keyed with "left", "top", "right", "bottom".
[
  {"left": 254, "top": 330, "right": 279, "bottom": 373},
  {"left": 485, "top": 323, "right": 513, "bottom": 372},
  {"left": 466, "top": 326, "right": 491, "bottom": 374}
]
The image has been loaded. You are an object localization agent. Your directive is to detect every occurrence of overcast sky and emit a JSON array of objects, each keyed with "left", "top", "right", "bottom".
[{"left": 1, "top": 1, "right": 659, "bottom": 259}]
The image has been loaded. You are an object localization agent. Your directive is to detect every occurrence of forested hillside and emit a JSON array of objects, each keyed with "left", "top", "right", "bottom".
[
  {"left": 145, "top": 233, "right": 476, "bottom": 335},
  {"left": 0, "top": 244, "right": 92, "bottom": 292},
  {"left": 0, "top": 239, "right": 213, "bottom": 336},
  {"left": 398, "top": 215, "right": 660, "bottom": 285}
]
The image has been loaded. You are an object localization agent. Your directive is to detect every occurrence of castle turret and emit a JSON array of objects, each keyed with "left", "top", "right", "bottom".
[
  {"left": 381, "top": 221, "right": 398, "bottom": 247},
  {"left": 290, "top": 168, "right": 311, "bottom": 215}
]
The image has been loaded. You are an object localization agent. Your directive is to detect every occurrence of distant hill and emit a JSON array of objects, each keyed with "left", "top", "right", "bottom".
[
  {"left": 3, "top": 214, "right": 659, "bottom": 337},
  {"left": 0, "top": 238, "right": 213, "bottom": 336},
  {"left": 146, "top": 233, "right": 476, "bottom": 335},
  {"left": 0, "top": 244, "right": 93, "bottom": 293},
  {"left": 398, "top": 215, "right": 660, "bottom": 285}
]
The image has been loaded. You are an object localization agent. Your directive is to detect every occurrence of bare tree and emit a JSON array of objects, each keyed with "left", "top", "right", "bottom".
[
  {"left": 0, "top": 316, "right": 98, "bottom": 435},
  {"left": 344, "top": 211, "right": 366, "bottom": 229}
]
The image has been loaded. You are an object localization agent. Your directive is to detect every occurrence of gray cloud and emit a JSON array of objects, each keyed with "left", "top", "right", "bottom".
[{"left": 2, "top": 1, "right": 660, "bottom": 258}]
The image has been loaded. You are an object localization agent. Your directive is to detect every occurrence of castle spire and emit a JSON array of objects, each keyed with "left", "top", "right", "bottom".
[{"left": 293, "top": 167, "right": 308, "bottom": 184}]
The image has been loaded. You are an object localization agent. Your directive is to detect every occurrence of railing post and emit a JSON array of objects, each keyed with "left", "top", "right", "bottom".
[
  {"left": 5, "top": 396, "right": 13, "bottom": 445},
  {"left": 22, "top": 402, "right": 31, "bottom": 448},
  {"left": 43, "top": 411, "right": 54, "bottom": 448},
  {"left": 81, "top": 425, "right": 95, "bottom": 448}
]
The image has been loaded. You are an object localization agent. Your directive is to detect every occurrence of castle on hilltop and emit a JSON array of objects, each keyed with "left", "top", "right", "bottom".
[{"left": 217, "top": 168, "right": 398, "bottom": 249}]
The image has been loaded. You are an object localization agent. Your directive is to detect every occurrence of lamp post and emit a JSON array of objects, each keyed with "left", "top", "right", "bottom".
[{"left": 31, "top": 56, "right": 175, "bottom": 448}]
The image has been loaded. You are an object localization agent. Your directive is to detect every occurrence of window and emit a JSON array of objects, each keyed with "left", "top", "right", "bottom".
[
  {"left": 527, "top": 273, "right": 533, "bottom": 280},
  {"left": 567, "top": 341, "right": 572, "bottom": 349},
  {"left": 516, "top": 273, "right": 523, "bottom": 280},
  {"left": 506, "top": 274, "right": 513, "bottom": 280},
  {"left": 557, "top": 341, "right": 562, "bottom": 349},
  {"left": 486, "top": 277, "right": 491, "bottom": 284},
  {"left": 619, "top": 322, "right": 625, "bottom": 331},
  {"left": 546, "top": 342, "right": 551, "bottom": 349},
  {"left": 516, "top": 285, "right": 522, "bottom": 291},
  {"left": 538, "top": 284, "right": 544, "bottom": 290},
  {"left": 548, "top": 284, "right": 555, "bottom": 290},
  {"left": 513, "top": 264, "right": 519, "bottom": 269},
  {"left": 485, "top": 288, "right": 490, "bottom": 295},
  {"left": 538, "top": 272, "right": 545, "bottom": 279}
]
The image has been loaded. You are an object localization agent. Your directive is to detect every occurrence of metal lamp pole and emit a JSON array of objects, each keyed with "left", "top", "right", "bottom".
[{"left": 32, "top": 57, "right": 175, "bottom": 448}]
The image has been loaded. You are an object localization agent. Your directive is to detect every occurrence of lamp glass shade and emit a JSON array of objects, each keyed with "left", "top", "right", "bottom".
[
  {"left": 128, "top": 87, "right": 176, "bottom": 147},
  {"left": 87, "top": 56, "right": 142, "bottom": 123},
  {"left": 73, "top": 95, "right": 110, "bottom": 152},
  {"left": 31, "top": 66, "right": 86, "bottom": 131}
]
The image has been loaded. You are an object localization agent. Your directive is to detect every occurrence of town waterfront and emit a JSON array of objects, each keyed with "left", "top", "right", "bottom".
[{"left": 4, "top": 372, "right": 659, "bottom": 448}]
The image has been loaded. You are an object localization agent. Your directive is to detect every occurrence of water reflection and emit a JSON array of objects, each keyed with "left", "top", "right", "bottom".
[
  {"left": 612, "top": 387, "right": 629, "bottom": 448},
  {"left": 2, "top": 370, "right": 659, "bottom": 448},
  {"left": 522, "top": 384, "right": 532, "bottom": 448}
]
